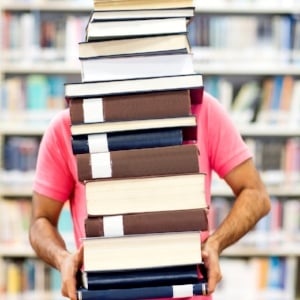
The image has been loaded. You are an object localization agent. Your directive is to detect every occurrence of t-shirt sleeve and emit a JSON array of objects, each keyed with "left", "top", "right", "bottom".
[
  {"left": 205, "top": 94, "right": 252, "bottom": 178},
  {"left": 33, "top": 111, "right": 75, "bottom": 202}
]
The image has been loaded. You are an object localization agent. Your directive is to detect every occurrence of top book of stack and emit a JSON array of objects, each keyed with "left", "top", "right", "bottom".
[{"left": 92, "top": 0, "right": 195, "bottom": 11}]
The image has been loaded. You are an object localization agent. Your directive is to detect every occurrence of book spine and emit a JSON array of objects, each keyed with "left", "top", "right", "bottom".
[
  {"left": 81, "top": 264, "right": 205, "bottom": 290},
  {"left": 69, "top": 89, "right": 191, "bottom": 124},
  {"left": 76, "top": 144, "right": 199, "bottom": 181},
  {"left": 77, "top": 283, "right": 208, "bottom": 300},
  {"left": 71, "top": 128, "right": 183, "bottom": 154},
  {"left": 85, "top": 208, "right": 208, "bottom": 237}
]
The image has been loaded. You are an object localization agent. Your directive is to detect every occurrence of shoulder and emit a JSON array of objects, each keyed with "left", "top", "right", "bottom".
[
  {"left": 42, "top": 109, "right": 71, "bottom": 144},
  {"left": 47, "top": 109, "right": 70, "bottom": 133},
  {"left": 193, "top": 90, "right": 229, "bottom": 124}
]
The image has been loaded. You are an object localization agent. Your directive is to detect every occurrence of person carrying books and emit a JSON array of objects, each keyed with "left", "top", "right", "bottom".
[{"left": 29, "top": 91, "right": 271, "bottom": 300}]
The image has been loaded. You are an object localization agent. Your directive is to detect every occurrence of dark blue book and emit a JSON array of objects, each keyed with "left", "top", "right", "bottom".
[
  {"left": 79, "top": 264, "right": 207, "bottom": 290},
  {"left": 77, "top": 282, "right": 208, "bottom": 300},
  {"left": 71, "top": 127, "right": 184, "bottom": 154}
]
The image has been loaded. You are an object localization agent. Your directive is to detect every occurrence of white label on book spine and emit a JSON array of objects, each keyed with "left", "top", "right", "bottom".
[
  {"left": 88, "top": 133, "right": 109, "bottom": 153},
  {"left": 103, "top": 215, "right": 124, "bottom": 237},
  {"left": 173, "top": 284, "right": 193, "bottom": 298},
  {"left": 90, "top": 152, "right": 112, "bottom": 178},
  {"left": 83, "top": 98, "right": 104, "bottom": 123}
]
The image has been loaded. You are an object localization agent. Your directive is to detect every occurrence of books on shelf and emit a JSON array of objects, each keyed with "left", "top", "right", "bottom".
[
  {"left": 65, "top": 74, "right": 203, "bottom": 99},
  {"left": 84, "top": 173, "right": 206, "bottom": 216},
  {"left": 70, "top": 115, "right": 196, "bottom": 135},
  {"left": 92, "top": 0, "right": 195, "bottom": 11},
  {"left": 76, "top": 144, "right": 200, "bottom": 182},
  {"left": 69, "top": 89, "right": 192, "bottom": 124},
  {"left": 78, "top": 34, "right": 191, "bottom": 59},
  {"left": 82, "top": 231, "right": 202, "bottom": 272},
  {"left": 85, "top": 208, "right": 208, "bottom": 237},
  {"left": 86, "top": 17, "right": 188, "bottom": 41},
  {"left": 80, "top": 52, "right": 194, "bottom": 82}
]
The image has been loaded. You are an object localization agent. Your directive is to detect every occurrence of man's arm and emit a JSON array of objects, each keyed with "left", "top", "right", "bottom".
[
  {"left": 202, "top": 158, "right": 271, "bottom": 294},
  {"left": 29, "top": 191, "right": 82, "bottom": 300}
]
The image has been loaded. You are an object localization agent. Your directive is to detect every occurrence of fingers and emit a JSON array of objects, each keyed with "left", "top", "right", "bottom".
[
  {"left": 202, "top": 249, "right": 222, "bottom": 295},
  {"left": 60, "top": 248, "right": 83, "bottom": 300}
]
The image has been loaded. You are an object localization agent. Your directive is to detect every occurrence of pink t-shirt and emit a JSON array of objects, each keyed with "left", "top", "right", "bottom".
[{"left": 33, "top": 91, "right": 251, "bottom": 300}]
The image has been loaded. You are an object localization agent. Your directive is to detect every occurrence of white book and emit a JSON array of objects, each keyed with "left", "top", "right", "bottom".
[
  {"left": 80, "top": 52, "right": 194, "bottom": 82},
  {"left": 86, "top": 17, "right": 187, "bottom": 41}
]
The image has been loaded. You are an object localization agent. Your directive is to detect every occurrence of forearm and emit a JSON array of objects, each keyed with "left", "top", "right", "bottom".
[
  {"left": 29, "top": 216, "right": 70, "bottom": 271},
  {"left": 207, "top": 186, "right": 270, "bottom": 253}
]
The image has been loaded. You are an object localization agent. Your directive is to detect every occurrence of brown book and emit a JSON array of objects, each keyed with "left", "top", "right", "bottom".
[
  {"left": 85, "top": 208, "right": 208, "bottom": 237},
  {"left": 85, "top": 173, "right": 205, "bottom": 216},
  {"left": 76, "top": 144, "right": 199, "bottom": 182},
  {"left": 69, "top": 89, "right": 191, "bottom": 124},
  {"left": 83, "top": 231, "right": 202, "bottom": 272}
]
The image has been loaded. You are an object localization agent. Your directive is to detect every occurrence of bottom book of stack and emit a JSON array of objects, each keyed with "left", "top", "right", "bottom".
[{"left": 77, "top": 263, "right": 208, "bottom": 300}]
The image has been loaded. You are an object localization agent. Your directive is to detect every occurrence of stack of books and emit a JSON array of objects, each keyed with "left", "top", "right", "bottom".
[{"left": 64, "top": 1, "right": 209, "bottom": 299}]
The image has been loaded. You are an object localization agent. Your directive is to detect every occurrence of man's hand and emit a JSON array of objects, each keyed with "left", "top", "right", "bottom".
[
  {"left": 60, "top": 245, "right": 84, "bottom": 300},
  {"left": 201, "top": 239, "right": 222, "bottom": 295}
]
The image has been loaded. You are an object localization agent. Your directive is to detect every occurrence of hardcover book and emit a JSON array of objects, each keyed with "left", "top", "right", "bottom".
[
  {"left": 86, "top": 17, "right": 188, "bottom": 41},
  {"left": 84, "top": 173, "right": 205, "bottom": 216},
  {"left": 71, "top": 128, "right": 190, "bottom": 154},
  {"left": 78, "top": 34, "right": 191, "bottom": 59},
  {"left": 76, "top": 144, "right": 200, "bottom": 182},
  {"left": 85, "top": 208, "right": 208, "bottom": 237},
  {"left": 70, "top": 115, "right": 196, "bottom": 136},
  {"left": 79, "top": 264, "right": 206, "bottom": 290},
  {"left": 93, "top": 0, "right": 195, "bottom": 11},
  {"left": 90, "top": 7, "right": 194, "bottom": 21},
  {"left": 83, "top": 231, "right": 202, "bottom": 272},
  {"left": 77, "top": 283, "right": 208, "bottom": 300},
  {"left": 69, "top": 89, "right": 192, "bottom": 124},
  {"left": 64, "top": 74, "right": 203, "bottom": 99},
  {"left": 80, "top": 52, "right": 194, "bottom": 82}
]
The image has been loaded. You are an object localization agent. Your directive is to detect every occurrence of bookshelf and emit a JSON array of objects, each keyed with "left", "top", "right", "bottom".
[
  {"left": 0, "top": 0, "right": 299, "bottom": 299},
  {"left": 193, "top": 1, "right": 300, "bottom": 299},
  {"left": 0, "top": 0, "right": 89, "bottom": 297}
]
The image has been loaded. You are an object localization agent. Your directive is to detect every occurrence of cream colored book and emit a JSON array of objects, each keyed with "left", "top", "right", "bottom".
[
  {"left": 93, "top": 0, "right": 195, "bottom": 10},
  {"left": 83, "top": 231, "right": 202, "bottom": 272},
  {"left": 85, "top": 173, "right": 206, "bottom": 216}
]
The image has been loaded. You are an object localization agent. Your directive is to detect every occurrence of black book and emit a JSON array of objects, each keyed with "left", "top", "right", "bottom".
[
  {"left": 78, "top": 263, "right": 207, "bottom": 290},
  {"left": 71, "top": 128, "right": 186, "bottom": 154}
]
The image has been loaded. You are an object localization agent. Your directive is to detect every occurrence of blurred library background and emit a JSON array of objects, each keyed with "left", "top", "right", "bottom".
[{"left": 0, "top": 0, "right": 299, "bottom": 299}]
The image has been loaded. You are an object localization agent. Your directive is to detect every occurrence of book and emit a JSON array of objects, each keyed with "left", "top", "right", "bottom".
[
  {"left": 79, "top": 264, "right": 206, "bottom": 290},
  {"left": 69, "top": 89, "right": 192, "bottom": 124},
  {"left": 78, "top": 34, "right": 191, "bottom": 59},
  {"left": 71, "top": 127, "right": 194, "bottom": 154},
  {"left": 76, "top": 144, "right": 199, "bottom": 182},
  {"left": 77, "top": 282, "right": 208, "bottom": 300},
  {"left": 64, "top": 74, "right": 203, "bottom": 99},
  {"left": 90, "top": 7, "right": 195, "bottom": 21},
  {"left": 86, "top": 17, "right": 188, "bottom": 41},
  {"left": 83, "top": 231, "right": 202, "bottom": 272},
  {"left": 80, "top": 52, "right": 194, "bottom": 82},
  {"left": 84, "top": 173, "right": 205, "bottom": 216},
  {"left": 85, "top": 208, "right": 208, "bottom": 237},
  {"left": 71, "top": 115, "right": 196, "bottom": 136},
  {"left": 93, "top": 0, "right": 195, "bottom": 11}
]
